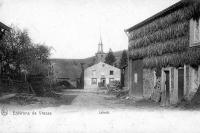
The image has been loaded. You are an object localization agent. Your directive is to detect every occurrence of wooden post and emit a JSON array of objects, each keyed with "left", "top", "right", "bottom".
[
  {"left": 160, "top": 68, "right": 166, "bottom": 106},
  {"left": 128, "top": 59, "right": 133, "bottom": 96},
  {"left": 173, "top": 68, "right": 179, "bottom": 104},
  {"left": 184, "top": 65, "right": 189, "bottom": 100}
]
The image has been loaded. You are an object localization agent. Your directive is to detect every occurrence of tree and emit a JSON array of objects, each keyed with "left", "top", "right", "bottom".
[
  {"left": 119, "top": 50, "right": 128, "bottom": 69},
  {"left": 0, "top": 26, "right": 32, "bottom": 75},
  {"left": 0, "top": 25, "right": 54, "bottom": 95},
  {"left": 0, "top": 25, "right": 52, "bottom": 76},
  {"left": 104, "top": 48, "right": 116, "bottom": 66}
]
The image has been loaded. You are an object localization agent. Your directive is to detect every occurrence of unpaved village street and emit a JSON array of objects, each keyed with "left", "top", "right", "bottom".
[
  {"left": 60, "top": 90, "right": 133, "bottom": 109},
  {"left": 1, "top": 90, "right": 200, "bottom": 133},
  {"left": 54, "top": 89, "right": 159, "bottom": 110}
]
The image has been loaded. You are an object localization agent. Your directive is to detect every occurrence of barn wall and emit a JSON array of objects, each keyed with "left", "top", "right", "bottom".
[
  {"left": 129, "top": 59, "right": 143, "bottom": 97},
  {"left": 127, "top": 2, "right": 200, "bottom": 105},
  {"left": 169, "top": 68, "right": 179, "bottom": 104}
]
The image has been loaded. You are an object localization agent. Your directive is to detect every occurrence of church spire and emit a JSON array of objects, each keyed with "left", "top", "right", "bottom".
[
  {"left": 95, "top": 32, "right": 106, "bottom": 63},
  {"left": 98, "top": 33, "right": 103, "bottom": 53}
]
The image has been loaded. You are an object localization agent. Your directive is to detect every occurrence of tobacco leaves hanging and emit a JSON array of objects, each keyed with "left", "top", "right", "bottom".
[{"left": 128, "top": 2, "right": 200, "bottom": 69}]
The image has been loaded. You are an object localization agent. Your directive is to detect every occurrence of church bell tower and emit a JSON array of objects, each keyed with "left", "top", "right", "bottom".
[{"left": 95, "top": 35, "right": 106, "bottom": 63}]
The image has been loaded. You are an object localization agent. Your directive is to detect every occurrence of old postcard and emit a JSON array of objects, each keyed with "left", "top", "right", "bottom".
[{"left": 0, "top": 0, "right": 200, "bottom": 133}]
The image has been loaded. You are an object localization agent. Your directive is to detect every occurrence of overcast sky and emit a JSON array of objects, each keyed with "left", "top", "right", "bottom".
[{"left": 0, "top": 0, "right": 180, "bottom": 59}]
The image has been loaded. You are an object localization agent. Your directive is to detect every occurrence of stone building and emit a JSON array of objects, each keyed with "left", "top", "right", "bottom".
[
  {"left": 84, "top": 34, "right": 121, "bottom": 90},
  {"left": 84, "top": 62, "right": 120, "bottom": 90},
  {"left": 125, "top": 1, "right": 200, "bottom": 105}
]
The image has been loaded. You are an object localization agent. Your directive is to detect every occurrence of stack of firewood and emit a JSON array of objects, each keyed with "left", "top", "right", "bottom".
[{"left": 151, "top": 78, "right": 161, "bottom": 102}]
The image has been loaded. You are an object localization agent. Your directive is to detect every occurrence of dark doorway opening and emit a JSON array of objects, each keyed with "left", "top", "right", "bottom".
[
  {"left": 164, "top": 71, "right": 170, "bottom": 100},
  {"left": 178, "top": 68, "right": 184, "bottom": 101},
  {"left": 101, "top": 78, "right": 106, "bottom": 87}
]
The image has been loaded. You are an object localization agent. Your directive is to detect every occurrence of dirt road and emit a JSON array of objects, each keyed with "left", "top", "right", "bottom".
[
  {"left": 1, "top": 90, "right": 200, "bottom": 133},
  {"left": 54, "top": 89, "right": 159, "bottom": 111},
  {"left": 61, "top": 89, "right": 127, "bottom": 109}
]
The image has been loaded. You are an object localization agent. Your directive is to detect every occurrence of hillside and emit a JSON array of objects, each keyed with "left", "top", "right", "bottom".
[{"left": 51, "top": 50, "right": 125, "bottom": 80}]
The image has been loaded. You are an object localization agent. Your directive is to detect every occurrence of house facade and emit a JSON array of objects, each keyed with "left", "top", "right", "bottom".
[
  {"left": 125, "top": 1, "right": 200, "bottom": 105},
  {"left": 84, "top": 62, "right": 120, "bottom": 89}
]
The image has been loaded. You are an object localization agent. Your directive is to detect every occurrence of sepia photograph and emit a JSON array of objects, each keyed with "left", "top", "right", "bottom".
[{"left": 0, "top": 0, "right": 200, "bottom": 132}]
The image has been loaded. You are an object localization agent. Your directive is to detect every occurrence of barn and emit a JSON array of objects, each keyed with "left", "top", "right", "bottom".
[{"left": 125, "top": 1, "right": 200, "bottom": 105}]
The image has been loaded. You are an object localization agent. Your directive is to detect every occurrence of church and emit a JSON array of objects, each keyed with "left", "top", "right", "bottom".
[
  {"left": 84, "top": 37, "right": 120, "bottom": 90},
  {"left": 95, "top": 36, "right": 106, "bottom": 63}
]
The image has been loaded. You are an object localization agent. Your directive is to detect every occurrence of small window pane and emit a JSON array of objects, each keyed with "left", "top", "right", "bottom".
[
  {"left": 110, "top": 70, "right": 114, "bottom": 75},
  {"left": 91, "top": 78, "right": 97, "bottom": 85},
  {"left": 194, "top": 20, "right": 200, "bottom": 43}
]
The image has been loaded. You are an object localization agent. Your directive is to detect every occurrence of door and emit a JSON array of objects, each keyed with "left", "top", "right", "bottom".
[
  {"left": 178, "top": 68, "right": 184, "bottom": 101},
  {"left": 101, "top": 78, "right": 106, "bottom": 86},
  {"left": 165, "top": 71, "right": 170, "bottom": 100}
]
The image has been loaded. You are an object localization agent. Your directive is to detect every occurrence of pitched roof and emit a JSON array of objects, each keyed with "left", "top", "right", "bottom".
[
  {"left": 85, "top": 61, "right": 120, "bottom": 70},
  {"left": 125, "top": 1, "right": 187, "bottom": 33},
  {"left": 0, "top": 21, "right": 10, "bottom": 31}
]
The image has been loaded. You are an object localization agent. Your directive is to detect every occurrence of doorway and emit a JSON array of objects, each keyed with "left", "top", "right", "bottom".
[
  {"left": 164, "top": 71, "right": 170, "bottom": 100},
  {"left": 178, "top": 68, "right": 184, "bottom": 101},
  {"left": 101, "top": 78, "right": 106, "bottom": 87}
]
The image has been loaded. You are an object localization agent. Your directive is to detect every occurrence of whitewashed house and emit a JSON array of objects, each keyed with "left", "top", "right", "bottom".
[{"left": 84, "top": 62, "right": 120, "bottom": 89}]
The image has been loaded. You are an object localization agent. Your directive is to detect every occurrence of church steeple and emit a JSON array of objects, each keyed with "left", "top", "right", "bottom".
[
  {"left": 97, "top": 33, "right": 103, "bottom": 53},
  {"left": 95, "top": 33, "right": 106, "bottom": 63}
]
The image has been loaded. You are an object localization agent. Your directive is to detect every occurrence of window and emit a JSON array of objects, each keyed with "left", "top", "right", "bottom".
[
  {"left": 110, "top": 70, "right": 114, "bottom": 75},
  {"left": 194, "top": 19, "right": 200, "bottom": 43},
  {"left": 109, "top": 78, "right": 114, "bottom": 83},
  {"left": 191, "top": 19, "right": 200, "bottom": 46},
  {"left": 91, "top": 78, "right": 97, "bottom": 85}
]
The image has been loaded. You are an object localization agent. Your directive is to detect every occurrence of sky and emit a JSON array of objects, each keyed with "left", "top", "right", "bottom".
[{"left": 0, "top": 0, "right": 180, "bottom": 59}]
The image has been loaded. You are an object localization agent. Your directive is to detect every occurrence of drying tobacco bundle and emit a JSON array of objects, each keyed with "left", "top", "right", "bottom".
[
  {"left": 129, "top": 21, "right": 189, "bottom": 49},
  {"left": 128, "top": 2, "right": 200, "bottom": 41},
  {"left": 130, "top": 36, "right": 189, "bottom": 60},
  {"left": 128, "top": 1, "right": 200, "bottom": 68},
  {"left": 142, "top": 47, "right": 200, "bottom": 68}
]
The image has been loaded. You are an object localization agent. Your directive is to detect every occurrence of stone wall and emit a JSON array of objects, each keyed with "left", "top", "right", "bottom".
[
  {"left": 143, "top": 69, "right": 155, "bottom": 99},
  {"left": 151, "top": 77, "right": 161, "bottom": 102},
  {"left": 185, "top": 65, "right": 200, "bottom": 100}
]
